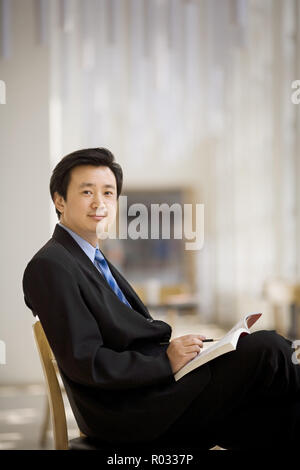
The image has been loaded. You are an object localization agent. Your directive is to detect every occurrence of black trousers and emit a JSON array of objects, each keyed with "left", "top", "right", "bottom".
[{"left": 153, "top": 330, "right": 300, "bottom": 450}]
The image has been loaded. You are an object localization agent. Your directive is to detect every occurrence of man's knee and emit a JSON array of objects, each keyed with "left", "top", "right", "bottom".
[
  {"left": 238, "top": 330, "right": 294, "bottom": 368},
  {"left": 240, "top": 329, "right": 289, "bottom": 351}
]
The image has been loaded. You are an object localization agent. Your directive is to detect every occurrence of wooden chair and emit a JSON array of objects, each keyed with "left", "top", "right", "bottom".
[
  {"left": 33, "top": 320, "right": 224, "bottom": 451},
  {"left": 32, "top": 321, "right": 102, "bottom": 450}
]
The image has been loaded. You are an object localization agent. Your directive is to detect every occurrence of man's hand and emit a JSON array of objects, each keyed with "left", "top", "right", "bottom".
[{"left": 166, "top": 334, "right": 206, "bottom": 374}]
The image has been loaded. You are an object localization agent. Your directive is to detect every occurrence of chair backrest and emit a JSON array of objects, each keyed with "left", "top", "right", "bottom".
[{"left": 33, "top": 321, "right": 69, "bottom": 450}]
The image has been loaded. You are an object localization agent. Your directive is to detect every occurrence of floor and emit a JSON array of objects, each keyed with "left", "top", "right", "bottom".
[{"left": 0, "top": 313, "right": 226, "bottom": 450}]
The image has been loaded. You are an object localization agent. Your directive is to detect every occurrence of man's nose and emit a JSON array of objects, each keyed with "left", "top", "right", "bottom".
[{"left": 91, "top": 194, "right": 106, "bottom": 209}]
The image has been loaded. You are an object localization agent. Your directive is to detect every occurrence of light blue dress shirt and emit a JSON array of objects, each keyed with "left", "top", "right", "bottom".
[
  {"left": 59, "top": 222, "right": 132, "bottom": 308},
  {"left": 59, "top": 222, "right": 97, "bottom": 264}
]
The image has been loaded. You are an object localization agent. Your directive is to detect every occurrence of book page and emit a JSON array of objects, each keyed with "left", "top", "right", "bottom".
[
  {"left": 225, "top": 312, "right": 262, "bottom": 336},
  {"left": 245, "top": 313, "right": 262, "bottom": 329},
  {"left": 175, "top": 328, "right": 247, "bottom": 381},
  {"left": 197, "top": 327, "right": 247, "bottom": 360},
  {"left": 191, "top": 312, "right": 263, "bottom": 364},
  {"left": 174, "top": 312, "right": 263, "bottom": 381}
]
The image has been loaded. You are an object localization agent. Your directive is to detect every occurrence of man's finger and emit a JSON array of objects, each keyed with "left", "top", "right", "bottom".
[
  {"left": 184, "top": 345, "right": 202, "bottom": 354},
  {"left": 182, "top": 337, "right": 204, "bottom": 347}
]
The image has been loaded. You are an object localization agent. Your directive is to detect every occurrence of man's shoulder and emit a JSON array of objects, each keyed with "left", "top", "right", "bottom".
[
  {"left": 22, "top": 235, "right": 80, "bottom": 314},
  {"left": 25, "top": 237, "right": 76, "bottom": 273}
]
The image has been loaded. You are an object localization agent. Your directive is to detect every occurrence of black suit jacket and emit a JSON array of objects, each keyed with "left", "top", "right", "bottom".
[{"left": 23, "top": 224, "right": 211, "bottom": 443}]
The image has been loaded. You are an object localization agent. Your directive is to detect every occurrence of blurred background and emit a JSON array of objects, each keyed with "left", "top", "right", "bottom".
[{"left": 0, "top": 0, "right": 300, "bottom": 450}]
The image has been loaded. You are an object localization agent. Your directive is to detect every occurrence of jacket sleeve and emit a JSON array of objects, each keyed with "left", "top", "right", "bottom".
[{"left": 23, "top": 256, "right": 175, "bottom": 390}]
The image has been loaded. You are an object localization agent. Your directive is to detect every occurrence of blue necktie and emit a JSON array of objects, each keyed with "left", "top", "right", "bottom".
[{"left": 94, "top": 248, "right": 132, "bottom": 308}]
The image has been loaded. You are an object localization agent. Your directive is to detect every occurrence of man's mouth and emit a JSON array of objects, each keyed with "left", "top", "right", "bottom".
[{"left": 89, "top": 215, "right": 107, "bottom": 220}]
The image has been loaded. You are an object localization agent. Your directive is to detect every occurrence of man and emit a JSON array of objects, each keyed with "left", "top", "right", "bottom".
[{"left": 23, "top": 148, "right": 300, "bottom": 450}]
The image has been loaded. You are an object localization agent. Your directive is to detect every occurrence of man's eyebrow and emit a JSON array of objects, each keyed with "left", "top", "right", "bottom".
[
  {"left": 78, "top": 182, "right": 116, "bottom": 190},
  {"left": 78, "top": 182, "right": 95, "bottom": 188}
]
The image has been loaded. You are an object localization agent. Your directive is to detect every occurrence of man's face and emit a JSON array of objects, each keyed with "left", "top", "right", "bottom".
[{"left": 54, "top": 165, "right": 118, "bottom": 246}]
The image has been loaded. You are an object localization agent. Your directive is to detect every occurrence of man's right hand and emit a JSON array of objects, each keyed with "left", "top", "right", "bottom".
[{"left": 166, "top": 334, "right": 206, "bottom": 374}]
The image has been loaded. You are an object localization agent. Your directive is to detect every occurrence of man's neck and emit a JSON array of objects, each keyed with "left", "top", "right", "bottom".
[{"left": 59, "top": 222, "right": 98, "bottom": 248}]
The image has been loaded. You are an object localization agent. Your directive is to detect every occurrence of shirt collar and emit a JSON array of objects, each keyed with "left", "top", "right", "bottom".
[{"left": 58, "top": 222, "right": 98, "bottom": 264}]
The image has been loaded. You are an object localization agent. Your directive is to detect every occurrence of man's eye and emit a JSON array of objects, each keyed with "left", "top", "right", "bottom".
[
  {"left": 83, "top": 190, "right": 92, "bottom": 195},
  {"left": 105, "top": 191, "right": 113, "bottom": 196}
]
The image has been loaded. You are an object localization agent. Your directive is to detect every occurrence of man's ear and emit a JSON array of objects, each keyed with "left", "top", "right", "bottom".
[{"left": 54, "top": 191, "right": 65, "bottom": 215}]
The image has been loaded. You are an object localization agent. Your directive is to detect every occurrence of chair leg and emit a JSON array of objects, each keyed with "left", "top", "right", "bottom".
[{"left": 39, "top": 396, "right": 50, "bottom": 447}]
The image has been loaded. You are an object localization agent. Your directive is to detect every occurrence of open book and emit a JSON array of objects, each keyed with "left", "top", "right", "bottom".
[{"left": 174, "top": 312, "right": 262, "bottom": 381}]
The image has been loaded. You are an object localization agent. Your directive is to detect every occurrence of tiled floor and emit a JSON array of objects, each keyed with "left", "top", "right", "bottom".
[
  {"left": 0, "top": 314, "right": 226, "bottom": 450},
  {"left": 0, "top": 383, "right": 65, "bottom": 450}
]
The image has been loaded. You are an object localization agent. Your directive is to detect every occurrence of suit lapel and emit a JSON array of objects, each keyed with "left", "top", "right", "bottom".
[
  {"left": 52, "top": 224, "right": 109, "bottom": 290},
  {"left": 105, "top": 256, "right": 151, "bottom": 318},
  {"left": 52, "top": 224, "right": 151, "bottom": 318}
]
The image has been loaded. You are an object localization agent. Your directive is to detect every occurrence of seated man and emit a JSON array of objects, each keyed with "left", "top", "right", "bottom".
[{"left": 23, "top": 148, "right": 300, "bottom": 450}]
